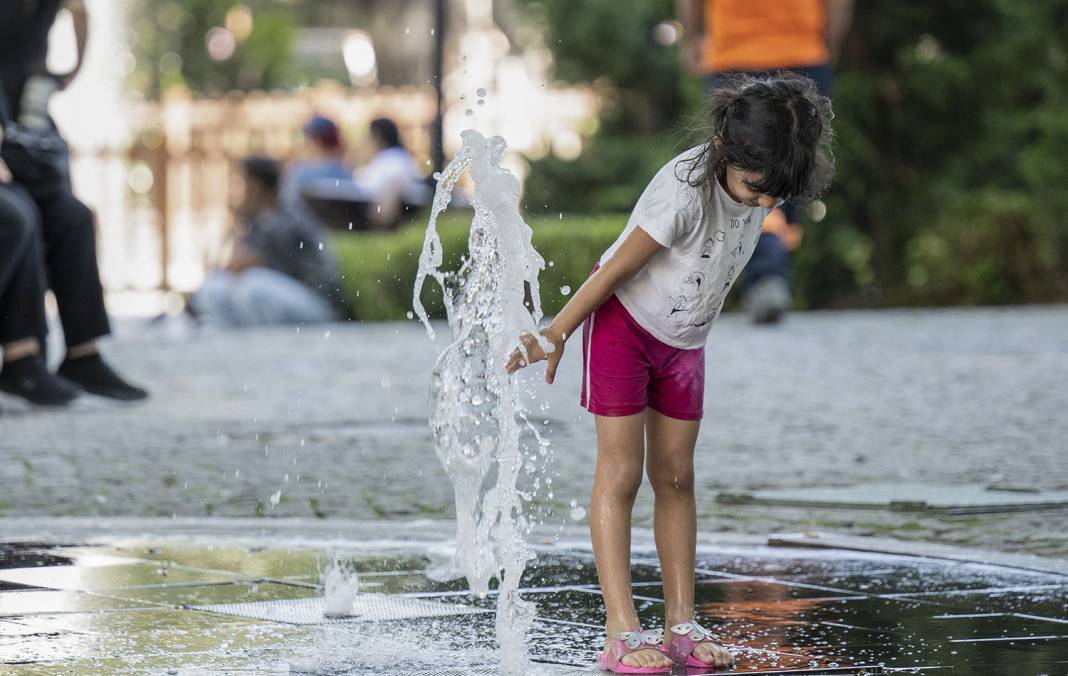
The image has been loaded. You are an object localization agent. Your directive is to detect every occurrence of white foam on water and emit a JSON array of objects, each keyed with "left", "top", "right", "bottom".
[{"left": 414, "top": 130, "right": 546, "bottom": 675}]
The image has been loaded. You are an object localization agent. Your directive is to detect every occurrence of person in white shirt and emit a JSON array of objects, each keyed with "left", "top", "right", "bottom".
[{"left": 355, "top": 117, "right": 429, "bottom": 226}]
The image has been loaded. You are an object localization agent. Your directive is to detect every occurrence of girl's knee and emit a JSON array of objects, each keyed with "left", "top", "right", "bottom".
[
  {"left": 599, "top": 463, "right": 644, "bottom": 499},
  {"left": 649, "top": 464, "right": 695, "bottom": 494}
]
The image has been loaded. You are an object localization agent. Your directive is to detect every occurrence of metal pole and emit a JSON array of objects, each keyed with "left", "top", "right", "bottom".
[{"left": 431, "top": 0, "right": 446, "bottom": 173}]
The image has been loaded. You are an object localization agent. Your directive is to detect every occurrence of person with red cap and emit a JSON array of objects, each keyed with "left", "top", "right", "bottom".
[{"left": 279, "top": 114, "right": 352, "bottom": 219}]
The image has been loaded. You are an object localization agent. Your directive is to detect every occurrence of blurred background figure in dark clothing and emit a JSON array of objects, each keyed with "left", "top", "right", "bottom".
[
  {"left": 191, "top": 155, "right": 344, "bottom": 328},
  {"left": 0, "top": 0, "right": 147, "bottom": 405},
  {"left": 680, "top": 0, "right": 853, "bottom": 323}
]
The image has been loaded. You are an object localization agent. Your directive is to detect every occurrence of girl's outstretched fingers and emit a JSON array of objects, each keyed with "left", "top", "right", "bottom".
[
  {"left": 505, "top": 344, "right": 529, "bottom": 374},
  {"left": 506, "top": 332, "right": 542, "bottom": 375},
  {"left": 505, "top": 327, "right": 565, "bottom": 381}
]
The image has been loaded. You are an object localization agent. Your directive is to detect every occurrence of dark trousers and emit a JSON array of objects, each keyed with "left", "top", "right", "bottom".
[
  {"left": 0, "top": 182, "right": 47, "bottom": 344},
  {"left": 0, "top": 181, "right": 109, "bottom": 350},
  {"left": 706, "top": 63, "right": 833, "bottom": 288}
]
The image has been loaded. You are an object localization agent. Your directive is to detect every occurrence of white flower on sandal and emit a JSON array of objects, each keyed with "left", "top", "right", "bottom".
[
  {"left": 616, "top": 629, "right": 663, "bottom": 649},
  {"left": 669, "top": 621, "right": 714, "bottom": 642}
]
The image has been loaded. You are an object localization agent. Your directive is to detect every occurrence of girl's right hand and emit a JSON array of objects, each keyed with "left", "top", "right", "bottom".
[{"left": 506, "top": 326, "right": 566, "bottom": 384}]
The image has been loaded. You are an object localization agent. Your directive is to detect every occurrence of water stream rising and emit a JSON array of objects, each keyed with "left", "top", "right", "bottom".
[{"left": 414, "top": 130, "right": 546, "bottom": 674}]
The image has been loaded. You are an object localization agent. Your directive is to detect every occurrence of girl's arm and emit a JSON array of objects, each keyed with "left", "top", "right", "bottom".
[{"left": 506, "top": 226, "right": 665, "bottom": 383}]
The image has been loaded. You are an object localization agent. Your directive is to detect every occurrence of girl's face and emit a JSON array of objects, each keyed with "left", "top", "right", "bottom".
[{"left": 720, "top": 165, "right": 782, "bottom": 209}]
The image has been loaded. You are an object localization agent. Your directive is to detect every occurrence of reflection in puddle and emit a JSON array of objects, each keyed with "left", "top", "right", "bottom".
[{"left": 1, "top": 539, "right": 1066, "bottom": 673}]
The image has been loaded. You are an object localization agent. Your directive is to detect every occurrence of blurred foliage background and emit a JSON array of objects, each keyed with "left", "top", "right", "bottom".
[
  {"left": 518, "top": 0, "right": 1068, "bottom": 309},
  {"left": 125, "top": 0, "right": 1068, "bottom": 313}
]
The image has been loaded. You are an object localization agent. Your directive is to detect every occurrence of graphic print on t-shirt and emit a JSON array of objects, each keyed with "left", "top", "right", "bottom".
[
  {"left": 700, "top": 230, "right": 726, "bottom": 258},
  {"left": 668, "top": 271, "right": 706, "bottom": 326},
  {"left": 668, "top": 211, "right": 759, "bottom": 329}
]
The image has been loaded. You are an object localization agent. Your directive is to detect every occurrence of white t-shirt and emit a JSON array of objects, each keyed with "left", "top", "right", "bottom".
[
  {"left": 355, "top": 147, "right": 429, "bottom": 204},
  {"left": 599, "top": 147, "right": 770, "bottom": 349}
]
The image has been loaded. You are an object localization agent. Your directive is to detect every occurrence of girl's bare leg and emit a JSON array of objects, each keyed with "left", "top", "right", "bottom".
[
  {"left": 645, "top": 408, "right": 733, "bottom": 668},
  {"left": 591, "top": 412, "right": 672, "bottom": 670}
]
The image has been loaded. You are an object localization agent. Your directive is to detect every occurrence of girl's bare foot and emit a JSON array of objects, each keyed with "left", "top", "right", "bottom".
[
  {"left": 615, "top": 645, "right": 672, "bottom": 670},
  {"left": 690, "top": 639, "right": 734, "bottom": 668},
  {"left": 602, "top": 628, "right": 673, "bottom": 670},
  {"left": 665, "top": 622, "right": 735, "bottom": 668}
]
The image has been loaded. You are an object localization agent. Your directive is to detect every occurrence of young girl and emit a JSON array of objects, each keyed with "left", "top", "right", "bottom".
[{"left": 507, "top": 74, "right": 834, "bottom": 673}]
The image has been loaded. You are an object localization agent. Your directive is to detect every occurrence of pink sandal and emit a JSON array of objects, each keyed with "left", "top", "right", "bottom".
[
  {"left": 597, "top": 628, "right": 672, "bottom": 673},
  {"left": 662, "top": 621, "right": 735, "bottom": 669}
]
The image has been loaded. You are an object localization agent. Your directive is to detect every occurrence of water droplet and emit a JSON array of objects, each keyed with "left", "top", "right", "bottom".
[
  {"left": 477, "top": 99, "right": 485, "bottom": 106},
  {"left": 559, "top": 285, "right": 571, "bottom": 296},
  {"left": 270, "top": 491, "right": 282, "bottom": 506},
  {"left": 476, "top": 87, "right": 487, "bottom": 97},
  {"left": 465, "top": 109, "right": 474, "bottom": 116},
  {"left": 569, "top": 502, "right": 586, "bottom": 521},
  {"left": 406, "top": 310, "right": 414, "bottom": 320}
]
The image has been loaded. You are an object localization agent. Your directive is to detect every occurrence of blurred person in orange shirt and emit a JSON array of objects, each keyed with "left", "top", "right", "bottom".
[{"left": 680, "top": 0, "right": 853, "bottom": 322}]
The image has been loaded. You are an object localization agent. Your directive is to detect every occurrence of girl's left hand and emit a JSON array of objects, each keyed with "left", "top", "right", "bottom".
[{"left": 505, "top": 326, "right": 566, "bottom": 384}]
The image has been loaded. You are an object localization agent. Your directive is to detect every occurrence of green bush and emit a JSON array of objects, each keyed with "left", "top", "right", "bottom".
[
  {"left": 904, "top": 189, "right": 1064, "bottom": 306},
  {"left": 332, "top": 212, "right": 628, "bottom": 321}
]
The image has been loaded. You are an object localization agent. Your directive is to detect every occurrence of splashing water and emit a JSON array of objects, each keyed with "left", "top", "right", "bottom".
[
  {"left": 414, "top": 130, "right": 545, "bottom": 674},
  {"left": 321, "top": 556, "right": 361, "bottom": 618}
]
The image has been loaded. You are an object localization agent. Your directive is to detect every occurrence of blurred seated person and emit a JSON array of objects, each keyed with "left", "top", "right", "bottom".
[
  {"left": 300, "top": 118, "right": 430, "bottom": 229},
  {"left": 191, "top": 156, "right": 345, "bottom": 328},
  {"left": 0, "top": 157, "right": 78, "bottom": 406},
  {"left": 0, "top": 1, "right": 147, "bottom": 404},
  {"left": 279, "top": 114, "right": 350, "bottom": 216},
  {"left": 356, "top": 118, "right": 429, "bottom": 221}
]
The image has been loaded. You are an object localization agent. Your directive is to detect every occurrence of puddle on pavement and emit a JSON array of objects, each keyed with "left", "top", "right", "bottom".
[{"left": 1, "top": 538, "right": 1066, "bottom": 673}]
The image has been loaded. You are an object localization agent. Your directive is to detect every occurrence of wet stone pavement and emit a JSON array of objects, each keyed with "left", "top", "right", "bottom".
[
  {"left": 1, "top": 306, "right": 1067, "bottom": 557},
  {"left": 1, "top": 529, "right": 1068, "bottom": 674}
]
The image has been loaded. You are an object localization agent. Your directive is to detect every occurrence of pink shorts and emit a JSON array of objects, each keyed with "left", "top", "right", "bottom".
[{"left": 580, "top": 294, "right": 705, "bottom": 420}]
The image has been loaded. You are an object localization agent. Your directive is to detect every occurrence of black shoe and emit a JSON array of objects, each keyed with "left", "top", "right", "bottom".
[
  {"left": 0, "top": 355, "right": 81, "bottom": 406},
  {"left": 57, "top": 353, "right": 149, "bottom": 401}
]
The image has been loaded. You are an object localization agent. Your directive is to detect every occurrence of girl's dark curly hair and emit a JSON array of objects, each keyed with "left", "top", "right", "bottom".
[{"left": 679, "top": 72, "right": 835, "bottom": 204}]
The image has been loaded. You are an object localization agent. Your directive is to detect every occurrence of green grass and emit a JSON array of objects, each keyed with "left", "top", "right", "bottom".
[{"left": 331, "top": 211, "right": 629, "bottom": 321}]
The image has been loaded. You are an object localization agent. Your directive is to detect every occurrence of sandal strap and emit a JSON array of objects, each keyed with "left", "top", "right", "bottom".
[
  {"left": 666, "top": 620, "right": 723, "bottom": 663},
  {"left": 668, "top": 621, "right": 716, "bottom": 642}
]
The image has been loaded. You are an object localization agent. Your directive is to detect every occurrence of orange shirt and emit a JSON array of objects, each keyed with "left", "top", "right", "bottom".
[{"left": 702, "top": 0, "right": 828, "bottom": 72}]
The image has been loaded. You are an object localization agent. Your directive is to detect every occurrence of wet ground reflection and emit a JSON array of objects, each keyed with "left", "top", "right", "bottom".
[{"left": 1, "top": 537, "right": 1066, "bottom": 674}]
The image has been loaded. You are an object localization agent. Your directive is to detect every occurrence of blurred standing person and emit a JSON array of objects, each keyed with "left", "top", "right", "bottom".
[
  {"left": 0, "top": 0, "right": 147, "bottom": 402},
  {"left": 279, "top": 114, "right": 351, "bottom": 217},
  {"left": 680, "top": 0, "right": 853, "bottom": 322},
  {"left": 190, "top": 156, "right": 344, "bottom": 328}
]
